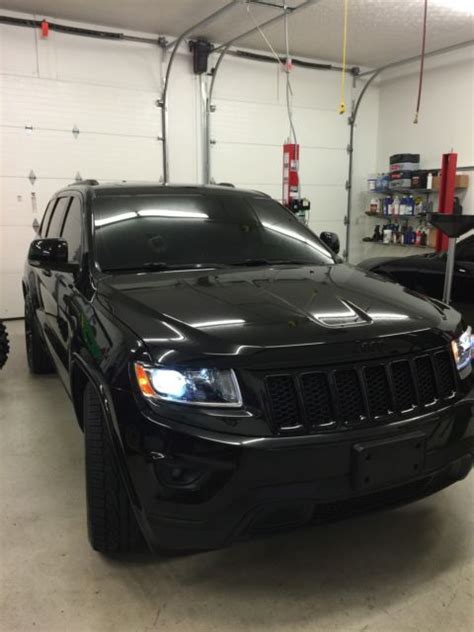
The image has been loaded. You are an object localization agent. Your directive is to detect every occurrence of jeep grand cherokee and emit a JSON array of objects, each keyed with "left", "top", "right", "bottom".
[{"left": 23, "top": 182, "right": 473, "bottom": 554}]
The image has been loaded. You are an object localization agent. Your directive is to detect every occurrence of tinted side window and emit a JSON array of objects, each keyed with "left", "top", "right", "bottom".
[
  {"left": 47, "top": 197, "right": 71, "bottom": 238},
  {"left": 40, "top": 200, "right": 56, "bottom": 237},
  {"left": 456, "top": 237, "right": 474, "bottom": 263},
  {"left": 61, "top": 197, "right": 83, "bottom": 263}
]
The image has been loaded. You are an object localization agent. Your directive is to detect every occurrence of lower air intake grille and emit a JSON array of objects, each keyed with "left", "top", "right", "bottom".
[{"left": 264, "top": 347, "right": 457, "bottom": 435}]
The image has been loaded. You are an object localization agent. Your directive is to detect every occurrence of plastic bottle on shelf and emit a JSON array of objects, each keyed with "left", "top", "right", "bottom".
[
  {"left": 415, "top": 223, "right": 423, "bottom": 246},
  {"left": 392, "top": 195, "right": 400, "bottom": 216},
  {"left": 399, "top": 196, "right": 406, "bottom": 215},
  {"left": 369, "top": 198, "right": 379, "bottom": 214},
  {"left": 420, "top": 226, "right": 427, "bottom": 247},
  {"left": 426, "top": 172, "right": 433, "bottom": 190}
]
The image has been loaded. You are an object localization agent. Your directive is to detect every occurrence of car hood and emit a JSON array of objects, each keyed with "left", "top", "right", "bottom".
[{"left": 97, "top": 264, "right": 459, "bottom": 361}]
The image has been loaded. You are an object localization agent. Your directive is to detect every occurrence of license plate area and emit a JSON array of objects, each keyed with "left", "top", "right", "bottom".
[{"left": 352, "top": 432, "right": 426, "bottom": 492}]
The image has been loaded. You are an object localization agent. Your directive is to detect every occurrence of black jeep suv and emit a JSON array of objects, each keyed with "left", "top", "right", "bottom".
[{"left": 23, "top": 182, "right": 473, "bottom": 554}]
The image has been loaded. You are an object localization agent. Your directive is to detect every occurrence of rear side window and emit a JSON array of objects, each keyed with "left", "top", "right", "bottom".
[
  {"left": 456, "top": 237, "right": 474, "bottom": 263},
  {"left": 40, "top": 200, "right": 56, "bottom": 237},
  {"left": 47, "top": 197, "right": 71, "bottom": 238},
  {"left": 61, "top": 197, "right": 83, "bottom": 263}
]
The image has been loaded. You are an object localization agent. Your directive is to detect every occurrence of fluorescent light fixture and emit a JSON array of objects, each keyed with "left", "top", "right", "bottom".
[
  {"left": 190, "top": 318, "right": 246, "bottom": 328},
  {"left": 138, "top": 209, "right": 209, "bottom": 219},
  {"left": 95, "top": 212, "right": 137, "bottom": 227}
]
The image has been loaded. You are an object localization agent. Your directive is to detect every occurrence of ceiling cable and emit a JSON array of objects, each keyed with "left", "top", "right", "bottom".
[
  {"left": 339, "top": 0, "right": 349, "bottom": 114},
  {"left": 245, "top": 2, "right": 286, "bottom": 70},
  {"left": 413, "top": 0, "right": 429, "bottom": 124},
  {"left": 244, "top": 1, "right": 300, "bottom": 194},
  {"left": 283, "top": 4, "right": 297, "bottom": 147}
]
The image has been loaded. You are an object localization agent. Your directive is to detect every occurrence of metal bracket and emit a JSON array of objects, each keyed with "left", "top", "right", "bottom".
[
  {"left": 210, "top": 139, "right": 217, "bottom": 145},
  {"left": 28, "top": 170, "right": 36, "bottom": 185},
  {"left": 344, "top": 216, "right": 349, "bottom": 226},
  {"left": 158, "top": 36, "right": 168, "bottom": 48},
  {"left": 155, "top": 99, "right": 164, "bottom": 108},
  {"left": 25, "top": 125, "right": 33, "bottom": 133},
  {"left": 346, "top": 144, "right": 353, "bottom": 154},
  {"left": 210, "top": 104, "right": 217, "bottom": 113},
  {"left": 72, "top": 125, "right": 80, "bottom": 138},
  {"left": 345, "top": 180, "right": 351, "bottom": 191}
]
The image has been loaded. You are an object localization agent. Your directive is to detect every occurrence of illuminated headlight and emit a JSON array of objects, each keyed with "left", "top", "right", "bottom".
[
  {"left": 134, "top": 363, "right": 242, "bottom": 407},
  {"left": 451, "top": 326, "right": 472, "bottom": 377}
]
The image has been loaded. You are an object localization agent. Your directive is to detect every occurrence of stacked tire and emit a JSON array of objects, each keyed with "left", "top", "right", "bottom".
[{"left": 0, "top": 320, "right": 9, "bottom": 369}]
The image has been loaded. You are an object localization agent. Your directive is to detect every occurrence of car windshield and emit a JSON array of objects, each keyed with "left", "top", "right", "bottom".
[{"left": 92, "top": 193, "right": 336, "bottom": 271}]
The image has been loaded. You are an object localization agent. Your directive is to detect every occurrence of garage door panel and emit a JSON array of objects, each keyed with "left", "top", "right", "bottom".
[
  {"left": 1, "top": 76, "right": 160, "bottom": 138},
  {"left": 1, "top": 128, "right": 162, "bottom": 180},
  {"left": 213, "top": 57, "right": 279, "bottom": 104},
  {"left": 300, "top": 185, "right": 347, "bottom": 222},
  {"left": 213, "top": 100, "right": 348, "bottom": 149},
  {"left": 298, "top": 148, "right": 347, "bottom": 185},
  {"left": 0, "top": 177, "right": 68, "bottom": 228},
  {"left": 0, "top": 225, "right": 34, "bottom": 272},
  {"left": 54, "top": 32, "right": 161, "bottom": 90},
  {"left": 0, "top": 271, "right": 24, "bottom": 319},
  {"left": 295, "top": 110, "right": 348, "bottom": 147},
  {"left": 287, "top": 66, "right": 348, "bottom": 110},
  {"left": 212, "top": 143, "right": 280, "bottom": 185},
  {"left": 0, "top": 24, "right": 37, "bottom": 77},
  {"left": 212, "top": 100, "right": 286, "bottom": 145}
]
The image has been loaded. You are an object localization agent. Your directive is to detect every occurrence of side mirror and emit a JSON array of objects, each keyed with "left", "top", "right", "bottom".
[
  {"left": 28, "top": 239, "right": 78, "bottom": 273},
  {"left": 320, "top": 231, "right": 340, "bottom": 255}
]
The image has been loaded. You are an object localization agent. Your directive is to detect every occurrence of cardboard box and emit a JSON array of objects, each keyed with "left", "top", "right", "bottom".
[{"left": 432, "top": 174, "right": 469, "bottom": 190}]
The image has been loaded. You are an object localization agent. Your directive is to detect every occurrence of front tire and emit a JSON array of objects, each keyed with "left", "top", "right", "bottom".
[
  {"left": 0, "top": 320, "right": 9, "bottom": 369},
  {"left": 83, "top": 383, "right": 142, "bottom": 554},
  {"left": 24, "top": 298, "right": 54, "bottom": 374}
]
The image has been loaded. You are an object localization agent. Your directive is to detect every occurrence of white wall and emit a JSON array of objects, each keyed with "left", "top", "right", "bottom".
[
  {"left": 1, "top": 10, "right": 368, "bottom": 318},
  {"left": 351, "top": 46, "right": 474, "bottom": 264}
]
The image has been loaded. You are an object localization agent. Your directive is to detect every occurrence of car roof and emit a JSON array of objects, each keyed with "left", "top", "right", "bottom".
[{"left": 61, "top": 181, "right": 271, "bottom": 199}]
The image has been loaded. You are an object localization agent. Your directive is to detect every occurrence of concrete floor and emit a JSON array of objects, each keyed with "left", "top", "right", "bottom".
[{"left": 0, "top": 319, "right": 473, "bottom": 632}]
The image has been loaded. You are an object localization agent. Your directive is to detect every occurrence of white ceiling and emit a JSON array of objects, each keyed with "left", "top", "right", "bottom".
[{"left": 1, "top": 0, "right": 473, "bottom": 67}]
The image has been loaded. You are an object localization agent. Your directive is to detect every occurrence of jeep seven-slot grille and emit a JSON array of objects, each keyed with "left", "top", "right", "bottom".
[{"left": 264, "top": 348, "right": 457, "bottom": 434}]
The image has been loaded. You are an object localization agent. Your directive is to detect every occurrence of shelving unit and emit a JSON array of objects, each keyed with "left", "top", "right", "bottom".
[
  {"left": 361, "top": 240, "right": 432, "bottom": 250},
  {"left": 364, "top": 212, "right": 426, "bottom": 219}
]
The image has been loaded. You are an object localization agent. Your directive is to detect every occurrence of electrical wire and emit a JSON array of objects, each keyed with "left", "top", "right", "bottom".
[
  {"left": 283, "top": 5, "right": 297, "bottom": 147},
  {"left": 244, "top": 1, "right": 300, "bottom": 196},
  {"left": 245, "top": 2, "right": 286, "bottom": 70},
  {"left": 414, "top": 0, "right": 428, "bottom": 124},
  {"left": 339, "top": 0, "right": 349, "bottom": 114},
  {"left": 282, "top": 3, "right": 300, "bottom": 197}
]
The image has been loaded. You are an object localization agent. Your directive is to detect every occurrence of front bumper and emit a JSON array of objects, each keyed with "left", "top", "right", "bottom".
[{"left": 114, "top": 389, "right": 474, "bottom": 552}]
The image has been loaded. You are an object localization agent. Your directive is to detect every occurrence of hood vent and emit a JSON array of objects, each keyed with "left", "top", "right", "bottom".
[{"left": 312, "top": 300, "right": 372, "bottom": 328}]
